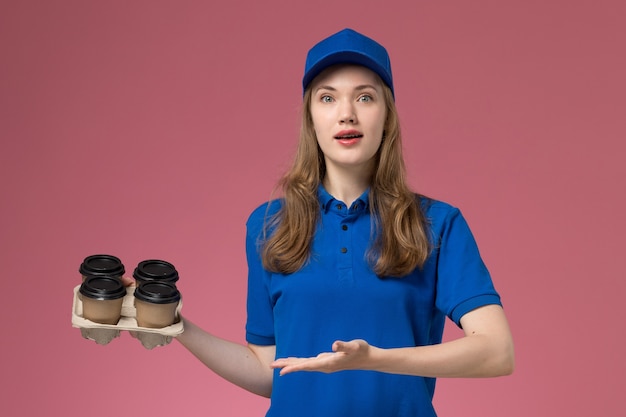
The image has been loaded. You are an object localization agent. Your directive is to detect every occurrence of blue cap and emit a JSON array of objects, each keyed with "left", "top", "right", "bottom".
[{"left": 302, "top": 28, "right": 394, "bottom": 97}]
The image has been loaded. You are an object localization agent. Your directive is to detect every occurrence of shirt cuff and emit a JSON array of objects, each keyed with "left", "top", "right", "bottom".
[
  {"left": 246, "top": 332, "right": 276, "bottom": 346},
  {"left": 449, "top": 294, "right": 502, "bottom": 327}
]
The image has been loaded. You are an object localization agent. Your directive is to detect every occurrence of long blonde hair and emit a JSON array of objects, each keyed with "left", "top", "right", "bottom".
[{"left": 261, "top": 85, "right": 431, "bottom": 277}]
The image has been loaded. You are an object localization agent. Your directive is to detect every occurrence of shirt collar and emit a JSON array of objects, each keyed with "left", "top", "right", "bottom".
[{"left": 318, "top": 184, "right": 370, "bottom": 213}]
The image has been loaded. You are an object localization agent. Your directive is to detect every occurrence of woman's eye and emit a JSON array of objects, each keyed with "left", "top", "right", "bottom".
[
  {"left": 358, "top": 95, "right": 372, "bottom": 102},
  {"left": 321, "top": 95, "right": 333, "bottom": 103}
]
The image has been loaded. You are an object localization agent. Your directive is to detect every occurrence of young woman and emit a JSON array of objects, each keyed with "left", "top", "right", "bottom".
[{"left": 175, "top": 28, "right": 514, "bottom": 416}]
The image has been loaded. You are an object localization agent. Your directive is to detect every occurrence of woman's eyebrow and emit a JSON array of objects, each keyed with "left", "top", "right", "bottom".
[
  {"left": 314, "top": 84, "right": 379, "bottom": 93},
  {"left": 353, "top": 84, "right": 379, "bottom": 91},
  {"left": 314, "top": 85, "right": 336, "bottom": 93}
]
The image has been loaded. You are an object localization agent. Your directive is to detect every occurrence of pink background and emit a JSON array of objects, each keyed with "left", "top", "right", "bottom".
[{"left": 1, "top": 1, "right": 624, "bottom": 416}]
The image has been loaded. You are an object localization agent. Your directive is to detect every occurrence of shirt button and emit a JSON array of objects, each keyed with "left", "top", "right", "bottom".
[
  {"left": 340, "top": 247, "right": 348, "bottom": 253},
  {"left": 342, "top": 225, "right": 348, "bottom": 231},
  {"left": 336, "top": 204, "right": 343, "bottom": 210}
]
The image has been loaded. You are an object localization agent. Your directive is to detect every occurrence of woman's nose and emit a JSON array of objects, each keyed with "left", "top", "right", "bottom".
[{"left": 339, "top": 101, "right": 356, "bottom": 124}]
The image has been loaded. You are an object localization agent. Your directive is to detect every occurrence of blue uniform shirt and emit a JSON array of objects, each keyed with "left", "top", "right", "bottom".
[{"left": 245, "top": 187, "right": 501, "bottom": 417}]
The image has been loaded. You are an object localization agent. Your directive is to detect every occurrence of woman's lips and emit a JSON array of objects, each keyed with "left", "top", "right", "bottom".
[{"left": 334, "top": 130, "right": 363, "bottom": 145}]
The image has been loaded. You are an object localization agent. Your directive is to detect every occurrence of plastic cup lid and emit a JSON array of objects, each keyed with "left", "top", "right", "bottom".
[
  {"left": 79, "top": 276, "right": 126, "bottom": 300},
  {"left": 79, "top": 254, "right": 125, "bottom": 277},
  {"left": 133, "top": 259, "right": 179, "bottom": 283},
  {"left": 134, "top": 281, "right": 181, "bottom": 304}
]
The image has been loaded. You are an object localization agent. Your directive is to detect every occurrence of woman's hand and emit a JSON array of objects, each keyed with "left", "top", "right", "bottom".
[
  {"left": 120, "top": 276, "right": 135, "bottom": 287},
  {"left": 270, "top": 339, "right": 374, "bottom": 376}
]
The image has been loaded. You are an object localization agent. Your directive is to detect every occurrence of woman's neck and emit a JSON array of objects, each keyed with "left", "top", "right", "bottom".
[{"left": 322, "top": 166, "right": 372, "bottom": 207}]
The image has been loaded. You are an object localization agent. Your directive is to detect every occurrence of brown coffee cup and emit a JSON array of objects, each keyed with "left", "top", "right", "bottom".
[
  {"left": 79, "top": 276, "right": 126, "bottom": 324},
  {"left": 134, "top": 282, "right": 181, "bottom": 328}
]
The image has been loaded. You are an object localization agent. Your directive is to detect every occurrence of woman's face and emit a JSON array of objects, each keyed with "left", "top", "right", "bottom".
[{"left": 309, "top": 65, "right": 387, "bottom": 176}]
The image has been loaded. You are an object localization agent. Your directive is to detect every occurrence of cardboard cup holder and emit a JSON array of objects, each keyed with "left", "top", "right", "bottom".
[{"left": 71, "top": 285, "right": 183, "bottom": 349}]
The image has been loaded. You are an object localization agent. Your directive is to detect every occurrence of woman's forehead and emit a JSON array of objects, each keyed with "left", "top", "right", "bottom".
[{"left": 311, "top": 64, "right": 383, "bottom": 90}]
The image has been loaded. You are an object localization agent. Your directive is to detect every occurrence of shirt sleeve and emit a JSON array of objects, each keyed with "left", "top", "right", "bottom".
[
  {"left": 433, "top": 206, "right": 502, "bottom": 327},
  {"left": 245, "top": 203, "right": 277, "bottom": 345}
]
